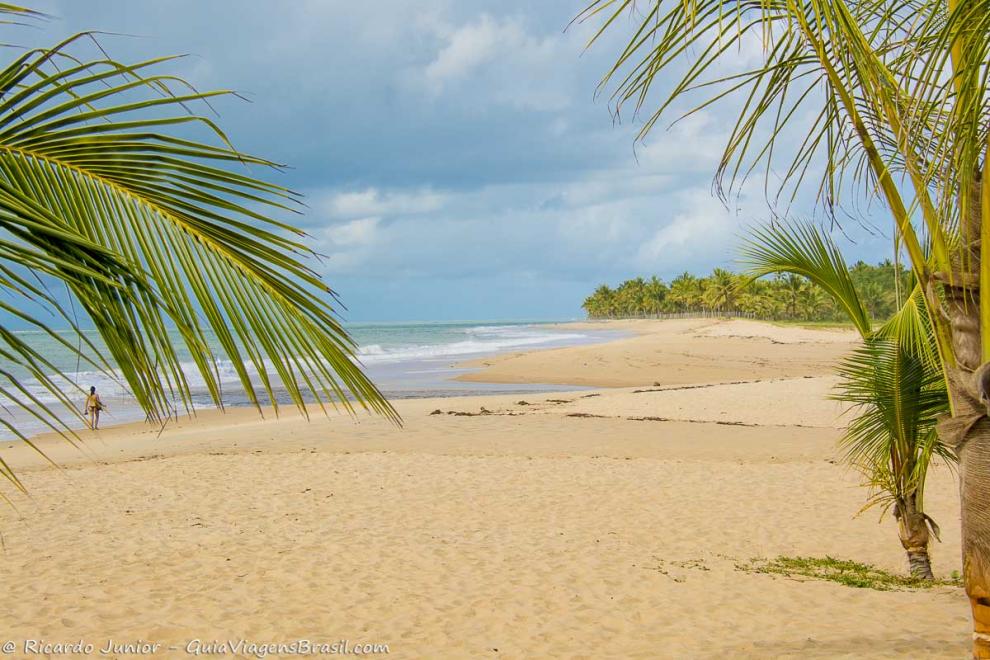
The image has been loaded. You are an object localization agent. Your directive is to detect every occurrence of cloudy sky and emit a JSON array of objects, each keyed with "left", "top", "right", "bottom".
[{"left": 27, "top": 0, "right": 895, "bottom": 321}]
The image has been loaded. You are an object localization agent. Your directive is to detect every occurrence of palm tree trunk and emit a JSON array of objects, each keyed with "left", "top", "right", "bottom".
[
  {"left": 957, "top": 421, "right": 990, "bottom": 658},
  {"left": 907, "top": 546, "right": 935, "bottom": 581},
  {"left": 942, "top": 367, "right": 990, "bottom": 657},
  {"left": 896, "top": 495, "right": 934, "bottom": 580},
  {"left": 936, "top": 176, "right": 990, "bottom": 657}
]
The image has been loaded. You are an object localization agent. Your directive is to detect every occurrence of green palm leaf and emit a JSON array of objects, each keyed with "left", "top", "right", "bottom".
[
  {"left": 833, "top": 334, "right": 951, "bottom": 516},
  {"left": 740, "top": 218, "right": 951, "bottom": 554},
  {"left": 0, "top": 14, "right": 397, "bottom": 495},
  {"left": 740, "top": 221, "right": 873, "bottom": 335}
]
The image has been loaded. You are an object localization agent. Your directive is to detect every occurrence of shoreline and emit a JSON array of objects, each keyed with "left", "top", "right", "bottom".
[
  {"left": 5, "top": 319, "right": 619, "bottom": 444},
  {"left": 456, "top": 317, "right": 859, "bottom": 388},
  {"left": 20, "top": 316, "right": 854, "bottom": 443},
  {"left": 11, "top": 317, "right": 862, "bottom": 465},
  {"left": 0, "top": 318, "right": 970, "bottom": 658}
]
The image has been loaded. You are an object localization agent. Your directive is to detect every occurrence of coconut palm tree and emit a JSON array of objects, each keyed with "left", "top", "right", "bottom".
[
  {"left": 581, "top": 0, "right": 989, "bottom": 648},
  {"left": 667, "top": 272, "right": 702, "bottom": 312},
  {"left": 703, "top": 268, "right": 739, "bottom": 313},
  {"left": 615, "top": 278, "right": 646, "bottom": 316},
  {"left": 644, "top": 275, "right": 667, "bottom": 316},
  {"left": 0, "top": 6, "right": 395, "bottom": 497},
  {"left": 583, "top": 284, "right": 617, "bottom": 318},
  {"left": 778, "top": 273, "right": 806, "bottom": 319},
  {"left": 743, "top": 221, "right": 951, "bottom": 578},
  {"left": 584, "top": 265, "right": 909, "bottom": 321},
  {"left": 797, "top": 283, "right": 830, "bottom": 320},
  {"left": 736, "top": 277, "right": 780, "bottom": 318}
]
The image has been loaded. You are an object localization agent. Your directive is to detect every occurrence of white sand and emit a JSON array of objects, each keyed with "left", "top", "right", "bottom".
[{"left": 0, "top": 319, "right": 968, "bottom": 658}]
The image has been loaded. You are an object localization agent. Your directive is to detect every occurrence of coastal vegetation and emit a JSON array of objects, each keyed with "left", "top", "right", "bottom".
[
  {"left": 737, "top": 556, "right": 963, "bottom": 591},
  {"left": 743, "top": 222, "right": 951, "bottom": 579},
  {"left": 581, "top": 261, "right": 909, "bottom": 322},
  {"left": 586, "top": 223, "right": 952, "bottom": 579},
  {"left": 583, "top": 0, "right": 989, "bottom": 650},
  {"left": 0, "top": 5, "right": 393, "bottom": 496}
]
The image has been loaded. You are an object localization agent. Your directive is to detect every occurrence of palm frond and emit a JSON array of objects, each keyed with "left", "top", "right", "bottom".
[
  {"left": 737, "top": 217, "right": 952, "bottom": 522},
  {"left": 873, "top": 284, "right": 943, "bottom": 374},
  {"left": 579, "top": 0, "right": 989, "bottom": 358},
  {"left": 0, "top": 25, "right": 398, "bottom": 495},
  {"left": 833, "top": 336, "right": 951, "bottom": 512},
  {"left": 740, "top": 221, "right": 873, "bottom": 336}
]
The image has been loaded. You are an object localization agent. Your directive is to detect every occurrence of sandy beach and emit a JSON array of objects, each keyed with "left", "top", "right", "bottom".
[{"left": 0, "top": 319, "right": 970, "bottom": 658}]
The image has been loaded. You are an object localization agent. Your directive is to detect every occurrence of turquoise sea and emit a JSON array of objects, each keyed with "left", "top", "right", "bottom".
[{"left": 3, "top": 320, "right": 621, "bottom": 439}]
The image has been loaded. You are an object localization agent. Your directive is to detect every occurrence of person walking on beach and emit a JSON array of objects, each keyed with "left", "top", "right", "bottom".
[{"left": 84, "top": 386, "right": 105, "bottom": 430}]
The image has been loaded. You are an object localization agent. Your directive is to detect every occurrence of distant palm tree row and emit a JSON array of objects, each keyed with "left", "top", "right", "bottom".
[{"left": 582, "top": 261, "right": 911, "bottom": 323}]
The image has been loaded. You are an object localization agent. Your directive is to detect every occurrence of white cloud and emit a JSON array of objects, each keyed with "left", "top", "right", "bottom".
[
  {"left": 412, "top": 13, "right": 578, "bottom": 111},
  {"left": 308, "top": 171, "right": 735, "bottom": 281},
  {"left": 636, "top": 188, "right": 738, "bottom": 269},
  {"left": 316, "top": 188, "right": 449, "bottom": 221},
  {"left": 326, "top": 217, "right": 380, "bottom": 247},
  {"left": 423, "top": 15, "right": 508, "bottom": 89},
  {"left": 321, "top": 217, "right": 382, "bottom": 272},
  {"left": 635, "top": 112, "right": 725, "bottom": 170}
]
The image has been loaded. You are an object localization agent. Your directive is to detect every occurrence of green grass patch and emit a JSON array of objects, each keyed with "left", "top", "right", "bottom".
[{"left": 736, "top": 555, "right": 962, "bottom": 591}]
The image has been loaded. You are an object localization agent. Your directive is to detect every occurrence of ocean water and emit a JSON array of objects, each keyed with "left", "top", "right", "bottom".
[{"left": 2, "top": 320, "right": 620, "bottom": 440}]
